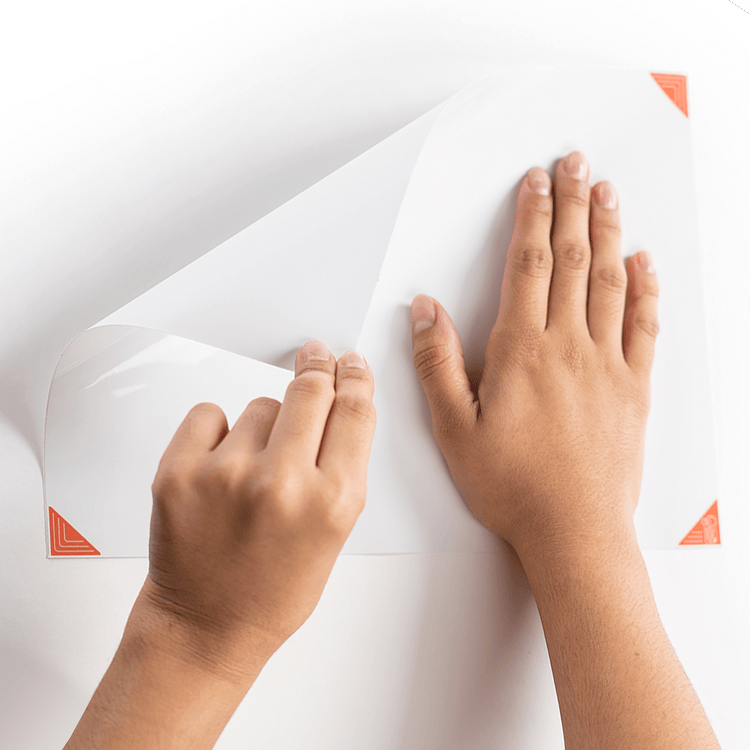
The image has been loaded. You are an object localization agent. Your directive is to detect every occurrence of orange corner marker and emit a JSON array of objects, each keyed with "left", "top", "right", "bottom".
[
  {"left": 679, "top": 500, "right": 720, "bottom": 546},
  {"left": 48, "top": 506, "right": 101, "bottom": 556},
  {"left": 650, "top": 73, "right": 688, "bottom": 117}
]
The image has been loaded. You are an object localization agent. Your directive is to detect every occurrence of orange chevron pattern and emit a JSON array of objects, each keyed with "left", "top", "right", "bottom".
[
  {"left": 679, "top": 500, "right": 720, "bottom": 545},
  {"left": 651, "top": 73, "right": 688, "bottom": 117},
  {"left": 48, "top": 506, "right": 101, "bottom": 556}
]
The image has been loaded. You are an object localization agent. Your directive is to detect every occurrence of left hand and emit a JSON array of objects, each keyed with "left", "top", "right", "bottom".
[{"left": 129, "top": 341, "right": 376, "bottom": 687}]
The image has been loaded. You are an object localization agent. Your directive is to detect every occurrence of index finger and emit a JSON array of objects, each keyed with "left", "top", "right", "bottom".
[
  {"left": 316, "top": 351, "right": 376, "bottom": 489},
  {"left": 494, "top": 167, "right": 554, "bottom": 335}
]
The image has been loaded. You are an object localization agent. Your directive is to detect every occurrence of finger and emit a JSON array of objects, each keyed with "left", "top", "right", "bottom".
[
  {"left": 411, "top": 295, "right": 477, "bottom": 444},
  {"left": 316, "top": 351, "right": 377, "bottom": 489},
  {"left": 265, "top": 340, "right": 336, "bottom": 465},
  {"left": 587, "top": 180, "right": 628, "bottom": 350},
  {"left": 157, "top": 402, "right": 229, "bottom": 474},
  {"left": 547, "top": 151, "right": 592, "bottom": 333},
  {"left": 622, "top": 252, "right": 660, "bottom": 376},
  {"left": 494, "top": 167, "right": 554, "bottom": 335},
  {"left": 213, "top": 396, "right": 282, "bottom": 458}
]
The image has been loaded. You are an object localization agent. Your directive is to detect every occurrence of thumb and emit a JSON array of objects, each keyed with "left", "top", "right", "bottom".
[{"left": 411, "top": 295, "right": 477, "bottom": 438}]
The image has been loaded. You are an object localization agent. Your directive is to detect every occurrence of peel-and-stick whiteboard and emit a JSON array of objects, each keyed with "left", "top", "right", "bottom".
[{"left": 43, "top": 67, "right": 719, "bottom": 558}]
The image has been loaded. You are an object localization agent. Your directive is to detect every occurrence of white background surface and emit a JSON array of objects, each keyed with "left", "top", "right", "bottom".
[{"left": 2, "top": 1, "right": 749, "bottom": 748}]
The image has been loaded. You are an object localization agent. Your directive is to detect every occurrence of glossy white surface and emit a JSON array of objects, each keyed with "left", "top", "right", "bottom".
[
  {"left": 44, "top": 69, "right": 719, "bottom": 557},
  {"left": 45, "top": 326, "right": 294, "bottom": 557},
  {"left": 2, "top": 1, "right": 749, "bottom": 747}
]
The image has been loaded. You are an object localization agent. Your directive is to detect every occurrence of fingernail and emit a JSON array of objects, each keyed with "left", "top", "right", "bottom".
[
  {"left": 638, "top": 251, "right": 656, "bottom": 274},
  {"left": 411, "top": 295, "right": 436, "bottom": 335},
  {"left": 562, "top": 151, "right": 588, "bottom": 180},
  {"left": 300, "top": 340, "right": 331, "bottom": 360},
  {"left": 594, "top": 181, "right": 618, "bottom": 209},
  {"left": 526, "top": 167, "right": 551, "bottom": 196},
  {"left": 340, "top": 350, "right": 367, "bottom": 369}
]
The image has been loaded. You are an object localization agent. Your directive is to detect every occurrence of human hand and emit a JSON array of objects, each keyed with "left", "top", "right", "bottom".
[
  {"left": 410, "top": 151, "right": 659, "bottom": 562},
  {"left": 131, "top": 342, "right": 376, "bottom": 687}
]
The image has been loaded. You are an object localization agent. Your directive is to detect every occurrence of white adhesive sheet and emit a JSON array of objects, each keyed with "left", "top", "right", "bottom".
[{"left": 43, "top": 67, "right": 719, "bottom": 557}]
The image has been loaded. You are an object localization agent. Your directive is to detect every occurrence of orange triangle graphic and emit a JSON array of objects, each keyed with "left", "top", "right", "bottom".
[
  {"left": 679, "top": 500, "right": 720, "bottom": 545},
  {"left": 650, "top": 73, "right": 689, "bottom": 117},
  {"left": 48, "top": 506, "right": 101, "bottom": 556}
]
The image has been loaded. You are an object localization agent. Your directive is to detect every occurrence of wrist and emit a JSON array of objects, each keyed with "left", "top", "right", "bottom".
[
  {"left": 124, "top": 583, "right": 276, "bottom": 692},
  {"left": 508, "top": 515, "right": 721, "bottom": 750},
  {"left": 512, "top": 515, "right": 643, "bottom": 586},
  {"left": 65, "top": 603, "right": 259, "bottom": 750}
]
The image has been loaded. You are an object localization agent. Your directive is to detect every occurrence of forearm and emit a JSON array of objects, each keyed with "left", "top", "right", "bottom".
[
  {"left": 518, "top": 525, "right": 721, "bottom": 750},
  {"left": 64, "top": 602, "right": 266, "bottom": 750}
]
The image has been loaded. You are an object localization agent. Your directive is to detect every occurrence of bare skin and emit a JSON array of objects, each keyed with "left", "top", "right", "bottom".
[
  {"left": 409, "top": 151, "right": 721, "bottom": 749},
  {"left": 64, "top": 151, "right": 721, "bottom": 750}
]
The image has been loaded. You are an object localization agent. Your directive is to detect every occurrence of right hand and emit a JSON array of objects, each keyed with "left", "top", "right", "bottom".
[{"left": 410, "top": 151, "right": 659, "bottom": 561}]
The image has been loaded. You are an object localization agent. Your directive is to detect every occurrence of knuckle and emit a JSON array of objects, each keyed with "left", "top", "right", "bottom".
[
  {"left": 514, "top": 327, "right": 546, "bottom": 359},
  {"left": 189, "top": 401, "right": 223, "bottom": 418},
  {"left": 152, "top": 464, "right": 192, "bottom": 498},
  {"left": 337, "top": 363, "right": 373, "bottom": 383},
  {"left": 511, "top": 242, "right": 554, "bottom": 278},
  {"left": 192, "top": 456, "right": 237, "bottom": 493},
  {"left": 413, "top": 341, "right": 453, "bottom": 382},
  {"left": 185, "top": 401, "right": 226, "bottom": 433},
  {"left": 522, "top": 197, "right": 554, "bottom": 222},
  {"left": 287, "top": 371, "right": 334, "bottom": 400},
  {"left": 556, "top": 336, "right": 588, "bottom": 375},
  {"left": 212, "top": 452, "right": 247, "bottom": 480},
  {"left": 262, "top": 469, "right": 296, "bottom": 499},
  {"left": 333, "top": 392, "right": 376, "bottom": 423},
  {"left": 515, "top": 329, "right": 547, "bottom": 365},
  {"left": 185, "top": 402, "right": 227, "bottom": 436},
  {"left": 633, "top": 314, "right": 660, "bottom": 338},
  {"left": 322, "top": 492, "right": 359, "bottom": 534},
  {"left": 488, "top": 326, "right": 546, "bottom": 372},
  {"left": 592, "top": 264, "right": 628, "bottom": 292},
  {"left": 558, "top": 189, "right": 590, "bottom": 210},
  {"left": 554, "top": 240, "right": 589, "bottom": 270},
  {"left": 249, "top": 396, "right": 282, "bottom": 411},
  {"left": 251, "top": 470, "right": 300, "bottom": 517},
  {"left": 591, "top": 214, "right": 621, "bottom": 238},
  {"left": 640, "top": 276, "right": 660, "bottom": 298}
]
